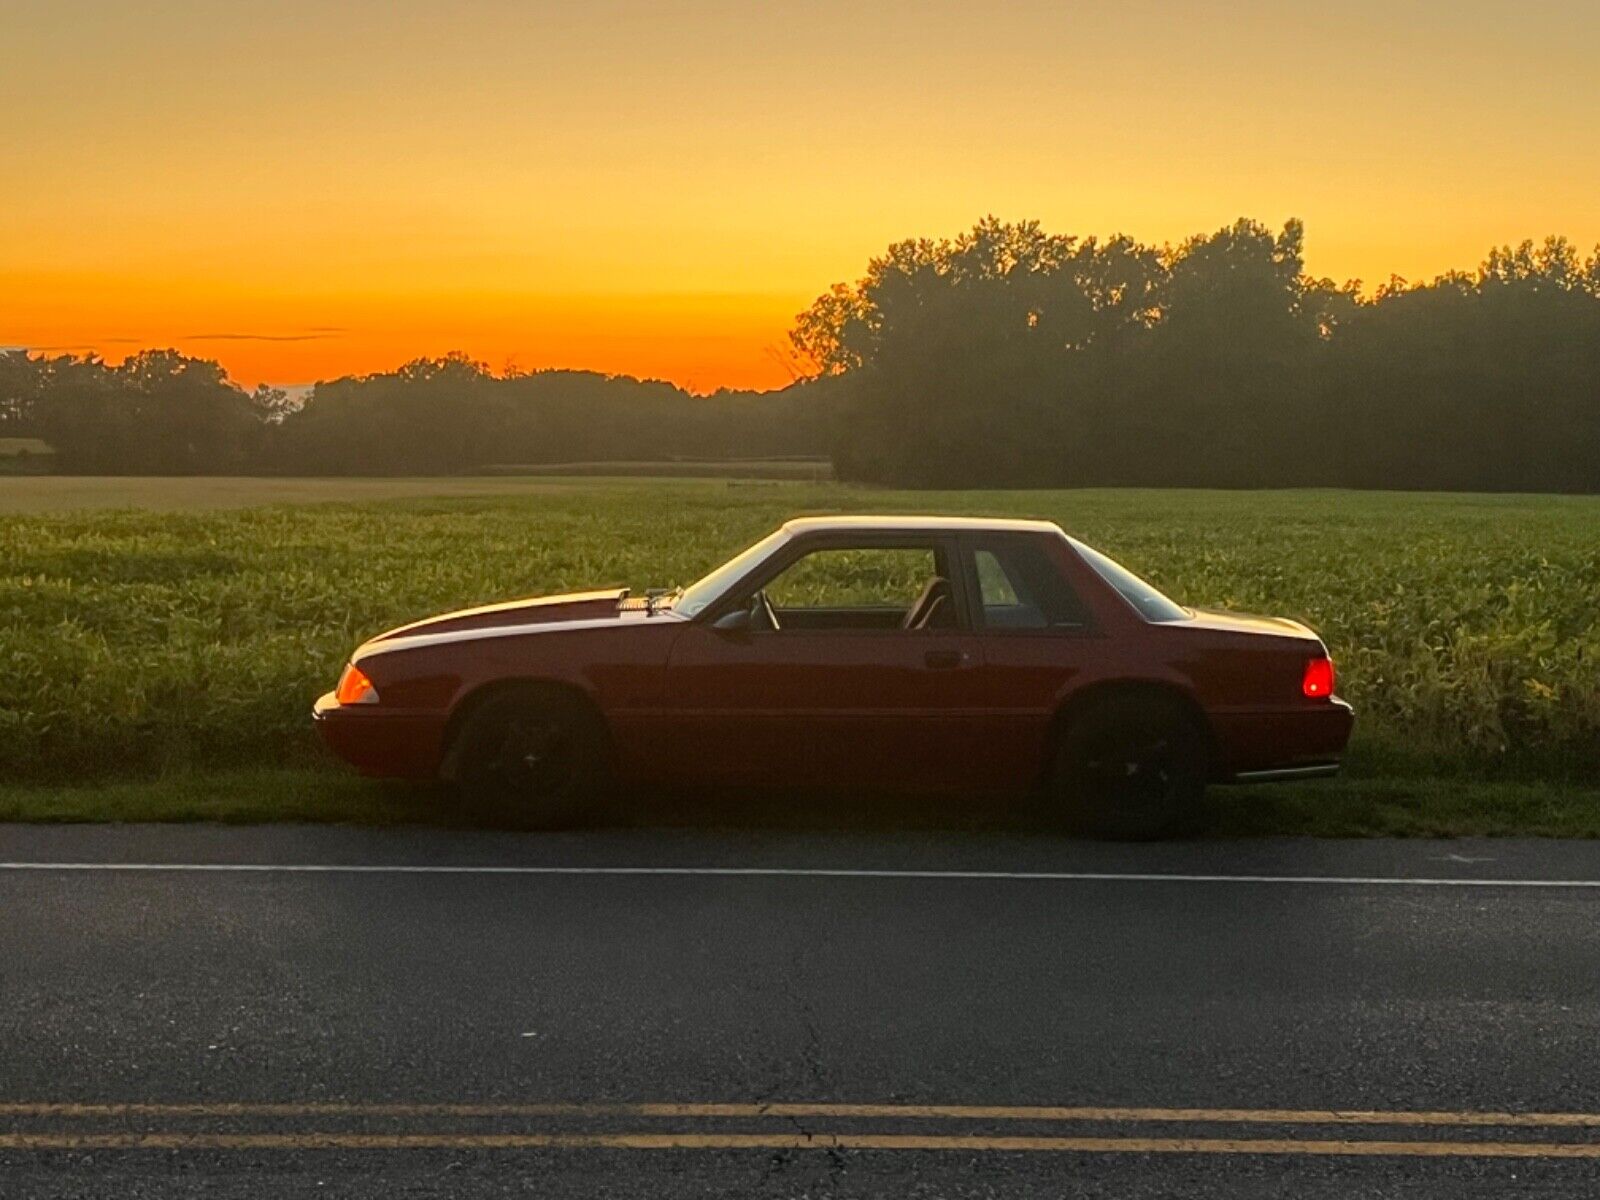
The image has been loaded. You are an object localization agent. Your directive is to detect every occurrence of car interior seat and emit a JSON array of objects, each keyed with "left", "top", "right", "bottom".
[{"left": 903, "top": 577, "right": 954, "bottom": 630}]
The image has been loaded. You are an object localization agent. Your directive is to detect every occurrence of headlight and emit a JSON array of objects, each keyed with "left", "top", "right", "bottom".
[{"left": 334, "top": 662, "right": 379, "bottom": 705}]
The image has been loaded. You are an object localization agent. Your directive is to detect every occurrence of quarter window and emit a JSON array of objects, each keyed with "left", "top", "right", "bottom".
[
  {"left": 968, "top": 539, "right": 1089, "bottom": 630},
  {"left": 975, "top": 550, "right": 1021, "bottom": 607}
]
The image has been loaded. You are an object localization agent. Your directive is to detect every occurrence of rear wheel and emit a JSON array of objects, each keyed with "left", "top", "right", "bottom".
[
  {"left": 1049, "top": 695, "right": 1209, "bottom": 839},
  {"left": 449, "top": 689, "right": 610, "bottom": 828}
]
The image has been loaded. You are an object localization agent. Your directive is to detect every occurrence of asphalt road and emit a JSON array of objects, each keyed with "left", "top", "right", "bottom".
[{"left": 4, "top": 826, "right": 1600, "bottom": 1197}]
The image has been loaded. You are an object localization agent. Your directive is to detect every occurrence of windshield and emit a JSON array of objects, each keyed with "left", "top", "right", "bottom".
[
  {"left": 1069, "top": 538, "right": 1190, "bottom": 623},
  {"left": 674, "top": 529, "right": 789, "bottom": 617}
]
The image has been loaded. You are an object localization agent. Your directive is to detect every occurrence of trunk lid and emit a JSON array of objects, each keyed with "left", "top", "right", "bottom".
[{"left": 1181, "top": 607, "right": 1320, "bottom": 642}]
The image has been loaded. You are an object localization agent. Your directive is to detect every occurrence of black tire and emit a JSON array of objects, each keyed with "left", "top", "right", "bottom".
[
  {"left": 1049, "top": 694, "right": 1209, "bottom": 840},
  {"left": 449, "top": 688, "right": 610, "bottom": 828}
]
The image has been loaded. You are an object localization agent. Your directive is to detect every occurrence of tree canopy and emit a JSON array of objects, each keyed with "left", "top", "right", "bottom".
[{"left": 793, "top": 219, "right": 1600, "bottom": 491}]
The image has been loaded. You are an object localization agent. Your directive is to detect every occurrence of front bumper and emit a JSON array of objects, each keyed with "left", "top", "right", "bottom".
[{"left": 313, "top": 692, "right": 446, "bottom": 780}]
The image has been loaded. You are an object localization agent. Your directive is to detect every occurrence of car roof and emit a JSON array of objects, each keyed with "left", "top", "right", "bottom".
[{"left": 780, "top": 515, "right": 1065, "bottom": 537}]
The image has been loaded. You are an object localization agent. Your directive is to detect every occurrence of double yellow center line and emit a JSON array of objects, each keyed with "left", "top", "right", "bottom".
[{"left": 4, "top": 1101, "right": 1599, "bottom": 1158}]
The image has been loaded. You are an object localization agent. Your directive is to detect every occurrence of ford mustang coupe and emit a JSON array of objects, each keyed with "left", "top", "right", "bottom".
[{"left": 315, "top": 516, "right": 1353, "bottom": 836}]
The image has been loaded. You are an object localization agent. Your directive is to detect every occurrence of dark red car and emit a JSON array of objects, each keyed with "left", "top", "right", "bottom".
[{"left": 315, "top": 516, "right": 1353, "bottom": 836}]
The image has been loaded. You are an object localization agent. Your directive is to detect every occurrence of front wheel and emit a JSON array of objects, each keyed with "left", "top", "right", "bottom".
[
  {"left": 449, "top": 689, "right": 611, "bottom": 828},
  {"left": 1049, "top": 695, "right": 1209, "bottom": 839}
]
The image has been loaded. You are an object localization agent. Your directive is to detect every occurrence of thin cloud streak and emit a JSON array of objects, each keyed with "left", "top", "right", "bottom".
[{"left": 183, "top": 331, "right": 345, "bottom": 342}]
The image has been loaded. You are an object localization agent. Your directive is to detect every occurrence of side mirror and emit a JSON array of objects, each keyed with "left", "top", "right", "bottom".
[{"left": 712, "top": 606, "right": 753, "bottom": 633}]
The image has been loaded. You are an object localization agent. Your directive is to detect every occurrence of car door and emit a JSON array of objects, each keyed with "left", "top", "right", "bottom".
[{"left": 660, "top": 535, "right": 989, "bottom": 790}]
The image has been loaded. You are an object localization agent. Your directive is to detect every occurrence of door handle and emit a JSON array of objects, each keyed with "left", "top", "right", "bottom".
[{"left": 924, "top": 649, "right": 964, "bottom": 669}]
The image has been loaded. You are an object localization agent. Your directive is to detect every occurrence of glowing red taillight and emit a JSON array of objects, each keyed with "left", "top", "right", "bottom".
[
  {"left": 1302, "top": 656, "right": 1335, "bottom": 699},
  {"left": 335, "top": 662, "right": 378, "bottom": 705}
]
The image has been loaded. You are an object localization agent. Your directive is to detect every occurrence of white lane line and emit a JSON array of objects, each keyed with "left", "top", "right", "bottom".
[{"left": 1, "top": 863, "right": 1599, "bottom": 886}]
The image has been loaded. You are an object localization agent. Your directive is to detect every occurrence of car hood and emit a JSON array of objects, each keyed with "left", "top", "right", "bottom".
[
  {"left": 1181, "top": 607, "right": 1320, "bottom": 642},
  {"left": 369, "top": 588, "right": 633, "bottom": 642}
]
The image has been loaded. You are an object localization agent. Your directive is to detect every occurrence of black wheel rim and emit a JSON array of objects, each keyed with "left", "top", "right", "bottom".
[
  {"left": 487, "top": 715, "right": 575, "bottom": 798},
  {"left": 1076, "top": 727, "right": 1180, "bottom": 814}
]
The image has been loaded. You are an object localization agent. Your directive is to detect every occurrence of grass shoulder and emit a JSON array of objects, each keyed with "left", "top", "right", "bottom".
[{"left": 3, "top": 767, "right": 1598, "bottom": 838}]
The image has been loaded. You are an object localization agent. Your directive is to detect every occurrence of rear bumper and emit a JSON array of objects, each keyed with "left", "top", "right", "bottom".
[
  {"left": 1211, "top": 698, "right": 1355, "bottom": 782},
  {"left": 1230, "top": 762, "right": 1342, "bottom": 783},
  {"left": 313, "top": 692, "right": 445, "bottom": 780}
]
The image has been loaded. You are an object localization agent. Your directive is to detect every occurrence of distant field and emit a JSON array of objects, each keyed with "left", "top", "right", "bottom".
[
  {"left": 0, "top": 474, "right": 610, "bottom": 512},
  {"left": 3, "top": 477, "right": 1598, "bottom": 819},
  {"left": 0, "top": 469, "right": 825, "bottom": 512},
  {"left": 481, "top": 459, "right": 832, "bottom": 480}
]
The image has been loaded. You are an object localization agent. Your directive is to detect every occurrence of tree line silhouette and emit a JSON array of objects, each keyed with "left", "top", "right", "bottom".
[
  {"left": 3, "top": 217, "right": 1597, "bottom": 490},
  {"left": 795, "top": 218, "right": 1600, "bottom": 491},
  {"left": 0, "top": 350, "right": 835, "bottom": 475}
]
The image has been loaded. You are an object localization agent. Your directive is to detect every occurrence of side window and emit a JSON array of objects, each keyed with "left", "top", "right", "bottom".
[
  {"left": 766, "top": 546, "right": 934, "bottom": 609},
  {"left": 759, "top": 545, "right": 954, "bottom": 630},
  {"left": 968, "top": 539, "right": 1089, "bottom": 631}
]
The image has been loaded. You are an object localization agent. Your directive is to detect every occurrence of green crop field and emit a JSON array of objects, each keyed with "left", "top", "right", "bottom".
[{"left": 3, "top": 476, "right": 1599, "bottom": 833}]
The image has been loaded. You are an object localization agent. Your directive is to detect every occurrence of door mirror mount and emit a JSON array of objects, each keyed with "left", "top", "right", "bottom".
[{"left": 712, "top": 606, "right": 754, "bottom": 634}]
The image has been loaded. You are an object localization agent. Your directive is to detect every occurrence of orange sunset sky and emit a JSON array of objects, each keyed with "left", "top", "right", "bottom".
[{"left": 6, "top": 0, "right": 1598, "bottom": 393}]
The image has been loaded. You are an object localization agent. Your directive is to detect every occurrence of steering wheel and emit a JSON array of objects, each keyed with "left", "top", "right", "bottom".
[{"left": 756, "top": 589, "right": 781, "bottom": 632}]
